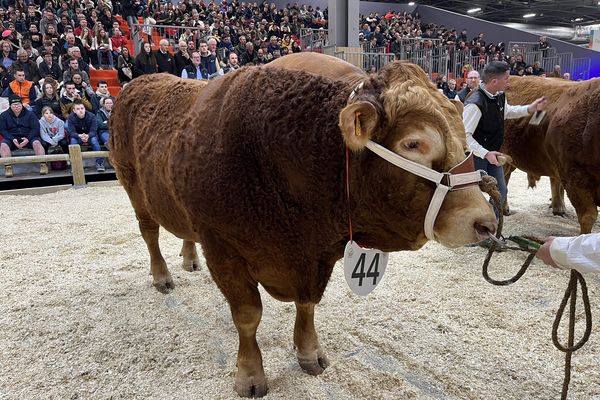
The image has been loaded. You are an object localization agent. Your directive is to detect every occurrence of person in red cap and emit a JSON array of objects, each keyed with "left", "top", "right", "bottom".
[{"left": 0, "top": 94, "right": 46, "bottom": 177}]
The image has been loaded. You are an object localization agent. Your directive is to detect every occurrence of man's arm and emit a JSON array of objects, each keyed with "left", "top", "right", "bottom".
[
  {"left": 504, "top": 102, "right": 529, "bottom": 120},
  {"left": 537, "top": 234, "right": 600, "bottom": 274},
  {"left": 505, "top": 97, "right": 546, "bottom": 120},
  {"left": 96, "top": 111, "right": 108, "bottom": 130},
  {"left": 2, "top": 86, "right": 12, "bottom": 98},
  {"left": 462, "top": 103, "right": 488, "bottom": 158},
  {"left": 28, "top": 85, "right": 37, "bottom": 104},
  {"left": 88, "top": 113, "right": 98, "bottom": 138},
  {"left": 0, "top": 114, "right": 13, "bottom": 142},
  {"left": 66, "top": 114, "right": 77, "bottom": 138},
  {"left": 26, "top": 113, "right": 41, "bottom": 142},
  {"left": 60, "top": 100, "right": 70, "bottom": 120}
]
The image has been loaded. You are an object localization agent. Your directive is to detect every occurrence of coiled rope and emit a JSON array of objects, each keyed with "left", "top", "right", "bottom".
[{"left": 478, "top": 175, "right": 592, "bottom": 400}]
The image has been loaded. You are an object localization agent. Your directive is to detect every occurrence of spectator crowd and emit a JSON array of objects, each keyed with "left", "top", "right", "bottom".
[{"left": 0, "top": 0, "right": 574, "bottom": 178}]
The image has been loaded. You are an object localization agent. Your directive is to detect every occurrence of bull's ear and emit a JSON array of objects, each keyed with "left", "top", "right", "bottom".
[
  {"left": 339, "top": 101, "right": 380, "bottom": 151},
  {"left": 450, "top": 99, "right": 464, "bottom": 115}
]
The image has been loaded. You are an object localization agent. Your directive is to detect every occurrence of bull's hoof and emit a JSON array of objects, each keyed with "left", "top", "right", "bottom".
[
  {"left": 182, "top": 257, "right": 201, "bottom": 272},
  {"left": 153, "top": 275, "right": 175, "bottom": 293},
  {"left": 298, "top": 354, "right": 329, "bottom": 376},
  {"left": 234, "top": 378, "right": 268, "bottom": 398},
  {"left": 553, "top": 209, "right": 567, "bottom": 217},
  {"left": 502, "top": 207, "right": 511, "bottom": 216}
]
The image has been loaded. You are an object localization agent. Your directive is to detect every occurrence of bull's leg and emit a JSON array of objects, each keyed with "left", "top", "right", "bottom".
[
  {"left": 203, "top": 235, "right": 267, "bottom": 397},
  {"left": 120, "top": 174, "right": 174, "bottom": 293},
  {"left": 179, "top": 240, "right": 201, "bottom": 271},
  {"left": 294, "top": 302, "right": 329, "bottom": 375},
  {"left": 565, "top": 186, "right": 597, "bottom": 234},
  {"left": 230, "top": 295, "right": 267, "bottom": 398},
  {"left": 138, "top": 217, "right": 174, "bottom": 293},
  {"left": 550, "top": 177, "right": 566, "bottom": 216}
]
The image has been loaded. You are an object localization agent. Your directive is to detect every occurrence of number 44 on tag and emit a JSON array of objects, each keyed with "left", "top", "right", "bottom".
[{"left": 343, "top": 241, "right": 388, "bottom": 296}]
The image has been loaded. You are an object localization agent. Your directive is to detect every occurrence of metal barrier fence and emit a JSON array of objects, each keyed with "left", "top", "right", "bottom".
[
  {"left": 573, "top": 58, "right": 591, "bottom": 80},
  {"left": 298, "top": 28, "right": 330, "bottom": 51},
  {"left": 361, "top": 42, "right": 389, "bottom": 54},
  {"left": 334, "top": 51, "right": 396, "bottom": 72},
  {"left": 131, "top": 22, "right": 205, "bottom": 55}
]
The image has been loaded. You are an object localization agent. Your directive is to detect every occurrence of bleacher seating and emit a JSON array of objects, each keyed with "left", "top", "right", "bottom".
[{"left": 90, "top": 69, "right": 121, "bottom": 96}]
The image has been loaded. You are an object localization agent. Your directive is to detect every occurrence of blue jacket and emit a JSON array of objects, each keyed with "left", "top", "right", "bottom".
[
  {"left": 67, "top": 111, "right": 97, "bottom": 139},
  {"left": 0, "top": 106, "right": 40, "bottom": 142}
]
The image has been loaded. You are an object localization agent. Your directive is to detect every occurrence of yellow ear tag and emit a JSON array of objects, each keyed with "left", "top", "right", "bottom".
[{"left": 355, "top": 113, "right": 362, "bottom": 136}]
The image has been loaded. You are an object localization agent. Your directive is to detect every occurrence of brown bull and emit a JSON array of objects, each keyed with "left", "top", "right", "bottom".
[
  {"left": 110, "top": 55, "right": 497, "bottom": 397},
  {"left": 503, "top": 76, "right": 600, "bottom": 233}
]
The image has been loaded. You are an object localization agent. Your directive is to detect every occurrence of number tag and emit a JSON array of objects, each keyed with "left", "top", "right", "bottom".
[{"left": 343, "top": 241, "right": 388, "bottom": 296}]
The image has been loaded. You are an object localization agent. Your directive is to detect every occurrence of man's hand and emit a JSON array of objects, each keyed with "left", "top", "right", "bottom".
[
  {"left": 79, "top": 133, "right": 89, "bottom": 143},
  {"left": 13, "top": 138, "right": 29, "bottom": 149},
  {"left": 528, "top": 96, "right": 547, "bottom": 113},
  {"left": 536, "top": 236, "right": 559, "bottom": 268},
  {"left": 484, "top": 150, "right": 502, "bottom": 166}
]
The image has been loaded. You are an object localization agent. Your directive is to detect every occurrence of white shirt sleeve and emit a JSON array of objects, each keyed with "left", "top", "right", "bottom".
[
  {"left": 504, "top": 100, "right": 530, "bottom": 120},
  {"left": 181, "top": 69, "right": 188, "bottom": 79},
  {"left": 462, "top": 103, "right": 489, "bottom": 159},
  {"left": 549, "top": 234, "right": 600, "bottom": 274}
]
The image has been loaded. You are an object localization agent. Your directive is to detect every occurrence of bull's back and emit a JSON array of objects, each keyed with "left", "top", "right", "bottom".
[
  {"left": 503, "top": 76, "right": 586, "bottom": 177},
  {"left": 265, "top": 52, "right": 366, "bottom": 87},
  {"left": 110, "top": 74, "right": 208, "bottom": 170}
]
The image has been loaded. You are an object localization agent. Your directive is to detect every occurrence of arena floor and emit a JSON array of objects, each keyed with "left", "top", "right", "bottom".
[{"left": 1, "top": 170, "right": 599, "bottom": 399}]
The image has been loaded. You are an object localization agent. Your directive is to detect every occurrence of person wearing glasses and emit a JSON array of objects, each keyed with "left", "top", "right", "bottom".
[{"left": 457, "top": 70, "right": 480, "bottom": 103}]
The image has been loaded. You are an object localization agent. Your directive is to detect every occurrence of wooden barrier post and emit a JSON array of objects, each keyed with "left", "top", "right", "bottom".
[{"left": 68, "top": 144, "right": 86, "bottom": 187}]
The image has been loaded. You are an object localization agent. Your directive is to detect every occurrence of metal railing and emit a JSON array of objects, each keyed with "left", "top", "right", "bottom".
[
  {"left": 131, "top": 22, "right": 205, "bottom": 55},
  {"left": 298, "top": 28, "right": 330, "bottom": 51},
  {"left": 334, "top": 51, "right": 396, "bottom": 72},
  {"left": 573, "top": 58, "right": 591, "bottom": 80}
]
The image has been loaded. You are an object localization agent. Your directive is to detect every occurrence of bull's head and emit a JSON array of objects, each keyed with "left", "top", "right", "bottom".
[{"left": 338, "top": 62, "right": 497, "bottom": 248}]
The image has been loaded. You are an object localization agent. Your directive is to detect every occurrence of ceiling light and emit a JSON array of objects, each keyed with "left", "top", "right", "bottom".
[
  {"left": 408, "top": 2, "right": 415, "bottom": 5},
  {"left": 467, "top": 7, "right": 482, "bottom": 14},
  {"left": 523, "top": 13, "right": 536, "bottom": 18},
  {"left": 574, "top": 17, "right": 583, "bottom": 22}
]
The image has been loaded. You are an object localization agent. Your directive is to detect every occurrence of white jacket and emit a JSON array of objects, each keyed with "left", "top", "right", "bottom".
[{"left": 550, "top": 234, "right": 600, "bottom": 274}]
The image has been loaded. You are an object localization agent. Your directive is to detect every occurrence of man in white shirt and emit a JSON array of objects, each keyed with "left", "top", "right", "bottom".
[
  {"left": 463, "top": 61, "right": 546, "bottom": 215},
  {"left": 537, "top": 235, "right": 600, "bottom": 274}
]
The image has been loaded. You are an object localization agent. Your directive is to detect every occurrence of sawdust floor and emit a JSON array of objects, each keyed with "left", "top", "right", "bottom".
[{"left": 1, "top": 170, "right": 599, "bottom": 400}]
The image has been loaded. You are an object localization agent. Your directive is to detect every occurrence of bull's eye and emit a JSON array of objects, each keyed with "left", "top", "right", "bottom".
[{"left": 404, "top": 141, "right": 419, "bottom": 150}]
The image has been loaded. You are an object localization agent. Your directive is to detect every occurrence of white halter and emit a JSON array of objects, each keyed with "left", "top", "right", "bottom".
[
  {"left": 349, "top": 82, "right": 482, "bottom": 241},
  {"left": 364, "top": 141, "right": 481, "bottom": 240}
]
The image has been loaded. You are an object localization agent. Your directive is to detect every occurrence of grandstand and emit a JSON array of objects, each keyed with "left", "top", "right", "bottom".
[{"left": 1, "top": 0, "right": 598, "bottom": 189}]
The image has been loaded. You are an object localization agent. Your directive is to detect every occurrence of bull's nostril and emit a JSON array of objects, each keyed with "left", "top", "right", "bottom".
[{"left": 474, "top": 220, "right": 497, "bottom": 235}]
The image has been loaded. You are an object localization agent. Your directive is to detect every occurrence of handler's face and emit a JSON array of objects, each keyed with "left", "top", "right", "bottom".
[{"left": 495, "top": 71, "right": 510, "bottom": 91}]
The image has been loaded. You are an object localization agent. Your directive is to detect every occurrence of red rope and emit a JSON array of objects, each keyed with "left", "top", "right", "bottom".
[{"left": 345, "top": 145, "right": 353, "bottom": 243}]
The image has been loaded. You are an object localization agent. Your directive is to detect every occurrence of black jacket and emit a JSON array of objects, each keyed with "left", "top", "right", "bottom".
[
  {"left": 154, "top": 50, "right": 176, "bottom": 75},
  {"left": 465, "top": 88, "right": 506, "bottom": 152},
  {"left": 38, "top": 61, "right": 63, "bottom": 82}
]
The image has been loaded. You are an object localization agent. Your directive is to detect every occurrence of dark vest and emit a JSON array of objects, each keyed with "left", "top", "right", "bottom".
[
  {"left": 465, "top": 88, "right": 505, "bottom": 152},
  {"left": 183, "top": 64, "right": 204, "bottom": 79}
]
